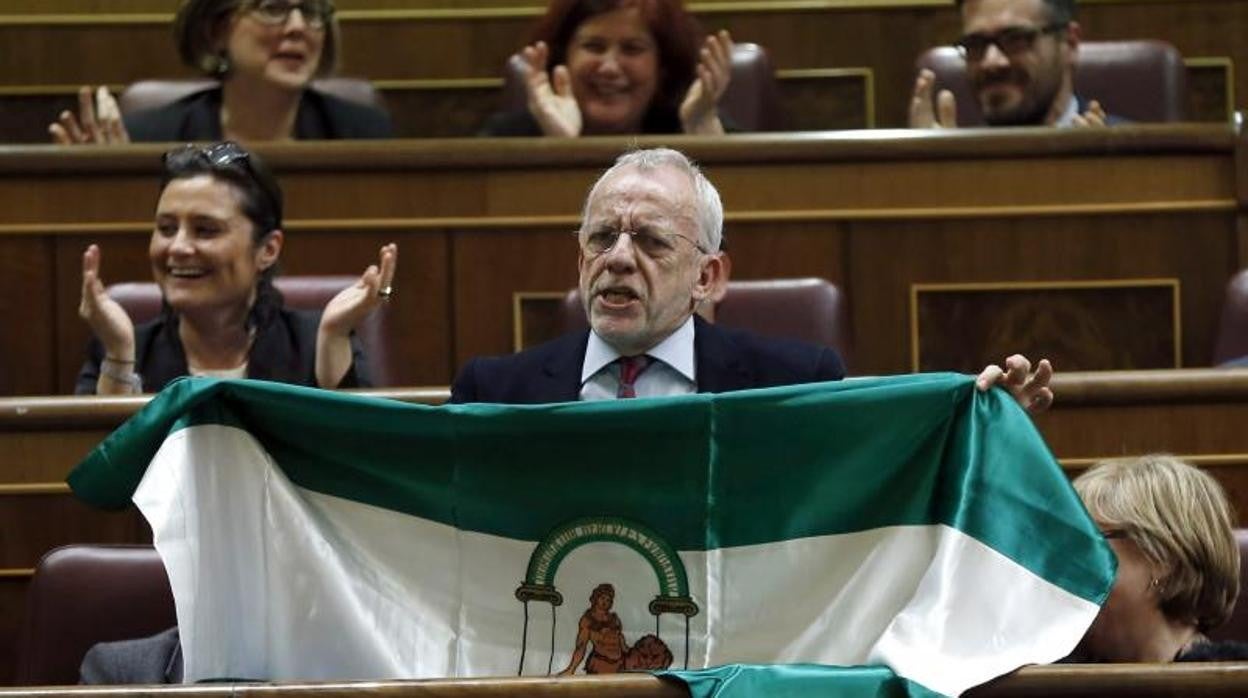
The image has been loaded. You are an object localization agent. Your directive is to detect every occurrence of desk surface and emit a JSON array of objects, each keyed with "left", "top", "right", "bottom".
[{"left": 3, "top": 664, "right": 1248, "bottom": 697}]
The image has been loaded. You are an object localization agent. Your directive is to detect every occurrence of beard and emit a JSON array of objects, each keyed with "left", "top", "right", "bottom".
[{"left": 975, "top": 69, "right": 1063, "bottom": 126}]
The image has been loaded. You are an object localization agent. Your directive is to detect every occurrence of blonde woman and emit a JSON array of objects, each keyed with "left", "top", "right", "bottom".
[{"left": 1072, "top": 455, "right": 1246, "bottom": 661}]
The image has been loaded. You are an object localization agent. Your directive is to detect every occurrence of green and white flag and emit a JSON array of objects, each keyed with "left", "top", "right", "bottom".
[{"left": 70, "top": 374, "right": 1113, "bottom": 697}]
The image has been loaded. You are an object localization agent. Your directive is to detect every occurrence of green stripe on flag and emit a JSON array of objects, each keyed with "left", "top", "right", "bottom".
[
  {"left": 68, "top": 374, "right": 1111, "bottom": 606},
  {"left": 667, "top": 663, "right": 947, "bottom": 698}
]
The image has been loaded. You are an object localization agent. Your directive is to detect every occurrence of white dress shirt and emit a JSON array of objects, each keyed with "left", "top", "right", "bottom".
[{"left": 580, "top": 316, "right": 697, "bottom": 400}]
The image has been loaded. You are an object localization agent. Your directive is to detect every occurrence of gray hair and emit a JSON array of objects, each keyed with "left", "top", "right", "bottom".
[{"left": 581, "top": 148, "right": 724, "bottom": 252}]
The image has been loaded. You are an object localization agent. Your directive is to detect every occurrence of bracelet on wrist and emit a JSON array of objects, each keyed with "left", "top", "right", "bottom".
[{"left": 99, "top": 364, "right": 142, "bottom": 393}]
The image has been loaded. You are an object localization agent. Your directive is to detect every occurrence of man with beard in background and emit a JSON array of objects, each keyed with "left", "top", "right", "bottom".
[{"left": 910, "top": 0, "right": 1119, "bottom": 128}]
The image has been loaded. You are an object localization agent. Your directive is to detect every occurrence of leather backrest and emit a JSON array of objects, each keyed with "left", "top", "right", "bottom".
[
  {"left": 107, "top": 275, "right": 397, "bottom": 387},
  {"left": 915, "top": 40, "right": 1187, "bottom": 125},
  {"left": 14, "top": 545, "right": 175, "bottom": 686},
  {"left": 1213, "top": 270, "right": 1248, "bottom": 366},
  {"left": 499, "top": 42, "right": 783, "bottom": 132},
  {"left": 119, "top": 78, "right": 384, "bottom": 117},
  {"left": 560, "top": 277, "right": 850, "bottom": 362}
]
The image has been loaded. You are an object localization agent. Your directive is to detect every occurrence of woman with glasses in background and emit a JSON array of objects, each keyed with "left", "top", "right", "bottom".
[
  {"left": 480, "top": 0, "right": 734, "bottom": 137},
  {"left": 74, "top": 142, "right": 397, "bottom": 395},
  {"left": 1070, "top": 455, "right": 1247, "bottom": 662},
  {"left": 50, "top": 0, "right": 391, "bottom": 144}
]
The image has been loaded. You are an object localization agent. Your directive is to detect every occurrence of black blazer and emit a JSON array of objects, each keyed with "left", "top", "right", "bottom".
[
  {"left": 124, "top": 86, "right": 393, "bottom": 142},
  {"left": 450, "top": 315, "right": 845, "bottom": 404},
  {"left": 75, "top": 307, "right": 368, "bottom": 394}
]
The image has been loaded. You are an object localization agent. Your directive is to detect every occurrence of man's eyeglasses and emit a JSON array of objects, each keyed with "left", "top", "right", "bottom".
[
  {"left": 955, "top": 22, "right": 1066, "bottom": 62},
  {"left": 577, "top": 229, "right": 708, "bottom": 259},
  {"left": 245, "top": 0, "right": 335, "bottom": 29}
]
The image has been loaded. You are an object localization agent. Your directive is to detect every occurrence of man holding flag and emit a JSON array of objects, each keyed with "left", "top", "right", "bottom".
[
  {"left": 69, "top": 148, "right": 1111, "bottom": 697},
  {"left": 450, "top": 148, "right": 1053, "bottom": 410}
]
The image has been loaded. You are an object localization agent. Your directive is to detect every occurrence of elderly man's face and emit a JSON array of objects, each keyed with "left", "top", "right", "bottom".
[
  {"left": 577, "top": 164, "right": 719, "bottom": 356},
  {"left": 960, "top": 0, "right": 1076, "bottom": 125}
]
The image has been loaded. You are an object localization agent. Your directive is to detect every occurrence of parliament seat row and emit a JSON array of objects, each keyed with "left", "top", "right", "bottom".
[
  {"left": 0, "top": 0, "right": 1242, "bottom": 137},
  {"left": 110, "top": 39, "right": 1193, "bottom": 141},
  {"left": 102, "top": 266, "right": 1248, "bottom": 392}
]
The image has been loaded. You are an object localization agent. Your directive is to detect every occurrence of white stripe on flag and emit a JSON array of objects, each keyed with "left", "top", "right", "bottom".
[{"left": 136, "top": 424, "right": 1097, "bottom": 694}]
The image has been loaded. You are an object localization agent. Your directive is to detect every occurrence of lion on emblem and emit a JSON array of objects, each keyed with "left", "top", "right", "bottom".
[{"left": 557, "top": 583, "right": 674, "bottom": 675}]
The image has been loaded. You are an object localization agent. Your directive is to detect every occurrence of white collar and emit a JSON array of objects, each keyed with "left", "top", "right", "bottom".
[
  {"left": 1052, "top": 94, "right": 1080, "bottom": 128},
  {"left": 581, "top": 315, "right": 697, "bottom": 384}
]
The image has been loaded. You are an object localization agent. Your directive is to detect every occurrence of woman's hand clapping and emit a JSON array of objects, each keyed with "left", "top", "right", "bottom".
[
  {"left": 679, "top": 31, "right": 733, "bottom": 135},
  {"left": 50, "top": 86, "right": 131, "bottom": 145},
  {"left": 520, "top": 41, "right": 583, "bottom": 137},
  {"left": 316, "top": 243, "right": 398, "bottom": 388}
]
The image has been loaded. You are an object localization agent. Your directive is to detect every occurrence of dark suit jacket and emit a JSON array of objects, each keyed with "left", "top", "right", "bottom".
[
  {"left": 124, "top": 86, "right": 393, "bottom": 142},
  {"left": 450, "top": 315, "right": 845, "bottom": 404},
  {"left": 79, "top": 626, "right": 182, "bottom": 685}
]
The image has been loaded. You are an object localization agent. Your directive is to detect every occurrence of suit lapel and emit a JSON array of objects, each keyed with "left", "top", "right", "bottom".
[
  {"left": 693, "top": 316, "right": 754, "bottom": 394},
  {"left": 538, "top": 330, "right": 591, "bottom": 402}
]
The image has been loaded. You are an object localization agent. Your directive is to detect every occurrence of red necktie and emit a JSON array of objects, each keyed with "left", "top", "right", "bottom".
[{"left": 616, "top": 355, "right": 651, "bottom": 399}]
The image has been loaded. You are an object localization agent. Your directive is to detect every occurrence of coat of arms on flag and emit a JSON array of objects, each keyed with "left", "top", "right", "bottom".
[
  {"left": 69, "top": 374, "right": 1114, "bottom": 697},
  {"left": 516, "top": 516, "right": 697, "bottom": 675}
]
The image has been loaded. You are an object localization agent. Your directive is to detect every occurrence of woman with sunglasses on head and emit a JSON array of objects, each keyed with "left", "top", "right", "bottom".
[
  {"left": 74, "top": 142, "right": 397, "bottom": 395},
  {"left": 1069, "top": 455, "right": 1248, "bottom": 662},
  {"left": 50, "top": 0, "right": 391, "bottom": 144},
  {"left": 480, "top": 0, "right": 734, "bottom": 137}
]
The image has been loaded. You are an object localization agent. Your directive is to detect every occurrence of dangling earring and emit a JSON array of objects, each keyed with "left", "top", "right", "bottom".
[{"left": 200, "top": 51, "right": 230, "bottom": 77}]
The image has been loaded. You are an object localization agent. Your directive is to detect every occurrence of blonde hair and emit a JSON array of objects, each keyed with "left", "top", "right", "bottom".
[{"left": 1074, "top": 454, "right": 1240, "bottom": 632}]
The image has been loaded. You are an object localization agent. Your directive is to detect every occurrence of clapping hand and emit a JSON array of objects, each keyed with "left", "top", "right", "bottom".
[
  {"left": 679, "top": 30, "right": 733, "bottom": 134},
  {"left": 975, "top": 354, "right": 1054, "bottom": 415},
  {"left": 50, "top": 86, "right": 131, "bottom": 145},
  {"left": 79, "top": 244, "right": 135, "bottom": 360},
  {"left": 316, "top": 243, "right": 398, "bottom": 388},
  {"left": 909, "top": 69, "right": 958, "bottom": 129},
  {"left": 520, "top": 41, "right": 583, "bottom": 137},
  {"left": 320, "top": 243, "right": 398, "bottom": 338},
  {"left": 1071, "top": 99, "right": 1108, "bottom": 128}
]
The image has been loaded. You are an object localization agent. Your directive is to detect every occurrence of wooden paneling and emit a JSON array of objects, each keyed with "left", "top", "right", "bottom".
[
  {"left": 844, "top": 211, "right": 1236, "bottom": 375},
  {"left": 0, "top": 238, "right": 54, "bottom": 396},
  {"left": 0, "top": 495, "right": 147, "bottom": 570},
  {"left": 0, "top": 127, "right": 1243, "bottom": 393},
  {"left": 912, "top": 280, "right": 1181, "bottom": 372},
  {"left": 452, "top": 226, "right": 579, "bottom": 368},
  {"left": 0, "top": 1, "right": 1242, "bottom": 131},
  {"left": 0, "top": 580, "right": 23, "bottom": 687}
]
